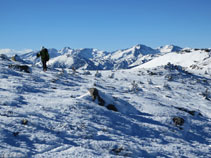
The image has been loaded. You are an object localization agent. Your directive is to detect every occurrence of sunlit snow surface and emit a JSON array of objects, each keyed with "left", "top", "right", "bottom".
[{"left": 0, "top": 52, "right": 211, "bottom": 157}]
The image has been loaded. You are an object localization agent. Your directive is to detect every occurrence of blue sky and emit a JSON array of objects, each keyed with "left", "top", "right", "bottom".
[{"left": 0, "top": 0, "right": 211, "bottom": 51}]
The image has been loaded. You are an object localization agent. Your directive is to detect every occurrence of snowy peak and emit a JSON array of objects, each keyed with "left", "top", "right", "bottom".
[
  {"left": 19, "top": 44, "right": 159, "bottom": 70},
  {"left": 59, "top": 47, "right": 73, "bottom": 54},
  {"left": 47, "top": 48, "right": 61, "bottom": 58},
  {"left": 48, "top": 48, "right": 106, "bottom": 70},
  {"left": 0, "top": 48, "right": 33, "bottom": 56},
  {"left": 158, "top": 45, "right": 182, "bottom": 53},
  {"left": 2, "top": 44, "right": 210, "bottom": 75},
  {"left": 133, "top": 44, "right": 159, "bottom": 54},
  {"left": 111, "top": 44, "right": 158, "bottom": 60},
  {"left": 108, "top": 44, "right": 159, "bottom": 69}
]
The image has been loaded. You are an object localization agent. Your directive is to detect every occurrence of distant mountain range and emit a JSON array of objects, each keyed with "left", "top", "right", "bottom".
[{"left": 0, "top": 44, "right": 210, "bottom": 75}]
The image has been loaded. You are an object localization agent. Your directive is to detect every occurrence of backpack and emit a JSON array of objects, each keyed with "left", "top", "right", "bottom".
[
  {"left": 45, "top": 50, "right": 50, "bottom": 61},
  {"left": 40, "top": 48, "right": 50, "bottom": 61}
]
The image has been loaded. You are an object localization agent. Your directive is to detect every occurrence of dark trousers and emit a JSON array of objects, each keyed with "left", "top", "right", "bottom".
[{"left": 42, "top": 60, "right": 47, "bottom": 71}]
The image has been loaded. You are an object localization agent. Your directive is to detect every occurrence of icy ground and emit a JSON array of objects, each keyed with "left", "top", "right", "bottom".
[{"left": 0, "top": 57, "right": 211, "bottom": 157}]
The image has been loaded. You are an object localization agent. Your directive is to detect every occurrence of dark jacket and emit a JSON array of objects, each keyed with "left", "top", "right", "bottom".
[{"left": 37, "top": 48, "right": 49, "bottom": 61}]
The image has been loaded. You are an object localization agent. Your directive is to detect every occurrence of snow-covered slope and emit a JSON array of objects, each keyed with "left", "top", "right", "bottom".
[
  {"left": 135, "top": 49, "right": 211, "bottom": 76},
  {"left": 157, "top": 45, "right": 182, "bottom": 53},
  {"left": 0, "top": 53, "right": 210, "bottom": 157}
]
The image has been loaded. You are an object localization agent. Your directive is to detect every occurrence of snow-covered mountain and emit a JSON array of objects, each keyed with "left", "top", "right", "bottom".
[
  {"left": 48, "top": 48, "right": 110, "bottom": 70},
  {"left": 109, "top": 44, "right": 159, "bottom": 69},
  {"left": 18, "top": 44, "right": 159, "bottom": 70},
  {"left": 0, "top": 48, "right": 33, "bottom": 56},
  {"left": 14, "top": 44, "right": 210, "bottom": 76},
  {"left": 157, "top": 45, "right": 182, "bottom": 53},
  {"left": 2, "top": 44, "right": 211, "bottom": 76},
  {"left": 135, "top": 48, "right": 211, "bottom": 76},
  {"left": 0, "top": 51, "right": 210, "bottom": 157}
]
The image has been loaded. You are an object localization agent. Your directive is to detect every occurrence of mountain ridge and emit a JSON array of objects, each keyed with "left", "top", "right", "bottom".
[{"left": 0, "top": 44, "right": 210, "bottom": 76}]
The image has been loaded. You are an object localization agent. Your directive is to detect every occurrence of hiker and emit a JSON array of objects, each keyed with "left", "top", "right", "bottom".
[{"left": 37, "top": 46, "right": 50, "bottom": 71}]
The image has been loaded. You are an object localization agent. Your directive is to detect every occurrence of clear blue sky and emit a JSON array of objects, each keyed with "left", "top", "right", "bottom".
[{"left": 1, "top": 0, "right": 211, "bottom": 51}]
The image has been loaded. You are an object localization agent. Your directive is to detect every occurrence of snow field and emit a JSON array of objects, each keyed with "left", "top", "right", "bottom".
[{"left": 0, "top": 54, "right": 211, "bottom": 157}]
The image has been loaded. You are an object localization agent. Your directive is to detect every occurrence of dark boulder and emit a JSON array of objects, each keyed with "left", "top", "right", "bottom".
[
  {"left": 88, "top": 88, "right": 118, "bottom": 112},
  {"left": 0, "top": 54, "right": 10, "bottom": 60},
  {"left": 107, "top": 104, "right": 118, "bottom": 112},
  {"left": 13, "top": 132, "right": 19, "bottom": 137},
  {"left": 175, "top": 107, "right": 203, "bottom": 116},
  {"left": 21, "top": 119, "right": 28, "bottom": 125},
  {"left": 88, "top": 88, "right": 105, "bottom": 106},
  {"left": 11, "top": 54, "right": 25, "bottom": 63},
  {"left": 88, "top": 88, "right": 99, "bottom": 101},
  {"left": 9, "top": 64, "right": 31, "bottom": 73},
  {"left": 98, "top": 96, "right": 105, "bottom": 106},
  {"left": 111, "top": 147, "right": 124, "bottom": 155},
  {"left": 173, "top": 117, "right": 185, "bottom": 126}
]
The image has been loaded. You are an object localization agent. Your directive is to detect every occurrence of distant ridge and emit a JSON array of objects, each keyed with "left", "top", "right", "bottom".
[{"left": 0, "top": 44, "right": 210, "bottom": 76}]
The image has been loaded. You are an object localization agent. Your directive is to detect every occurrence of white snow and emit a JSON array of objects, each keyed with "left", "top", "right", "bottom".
[
  {"left": 0, "top": 45, "right": 211, "bottom": 157},
  {"left": 20, "top": 44, "right": 159, "bottom": 70},
  {"left": 0, "top": 49, "right": 33, "bottom": 56},
  {"left": 135, "top": 50, "right": 211, "bottom": 75},
  {"left": 157, "top": 45, "right": 182, "bottom": 53}
]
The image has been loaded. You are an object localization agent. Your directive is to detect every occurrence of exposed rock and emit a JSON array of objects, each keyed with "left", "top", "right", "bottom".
[
  {"left": 202, "top": 89, "right": 211, "bottom": 101},
  {"left": 11, "top": 54, "right": 25, "bottom": 63},
  {"left": 0, "top": 54, "right": 10, "bottom": 60},
  {"left": 88, "top": 88, "right": 118, "bottom": 111},
  {"left": 164, "top": 62, "right": 183, "bottom": 72},
  {"left": 98, "top": 96, "right": 105, "bottom": 106},
  {"left": 9, "top": 64, "right": 31, "bottom": 73},
  {"left": 88, "top": 88, "right": 105, "bottom": 106},
  {"left": 13, "top": 132, "right": 19, "bottom": 137},
  {"left": 147, "top": 70, "right": 158, "bottom": 75},
  {"left": 88, "top": 88, "right": 99, "bottom": 101},
  {"left": 204, "top": 49, "right": 210, "bottom": 52},
  {"left": 71, "top": 66, "right": 77, "bottom": 73},
  {"left": 21, "top": 119, "right": 28, "bottom": 125},
  {"left": 107, "top": 104, "right": 118, "bottom": 112},
  {"left": 108, "top": 72, "right": 115, "bottom": 78},
  {"left": 163, "top": 83, "right": 171, "bottom": 90},
  {"left": 95, "top": 71, "right": 102, "bottom": 77},
  {"left": 165, "top": 74, "right": 173, "bottom": 81},
  {"left": 173, "top": 117, "right": 185, "bottom": 126},
  {"left": 111, "top": 147, "right": 124, "bottom": 155},
  {"left": 130, "top": 81, "right": 140, "bottom": 92},
  {"left": 175, "top": 107, "right": 203, "bottom": 116},
  {"left": 83, "top": 71, "right": 91, "bottom": 75}
]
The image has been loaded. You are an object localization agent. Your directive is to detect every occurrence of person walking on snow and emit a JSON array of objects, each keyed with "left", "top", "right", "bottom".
[{"left": 37, "top": 46, "right": 50, "bottom": 71}]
